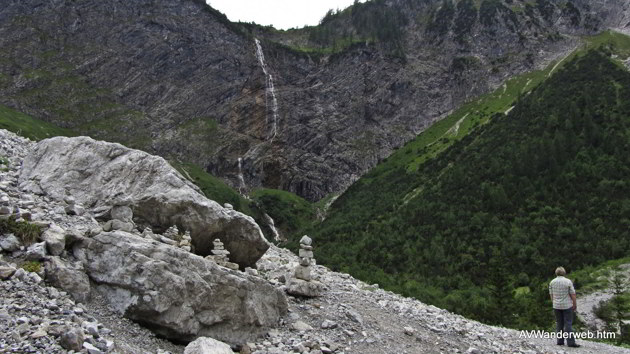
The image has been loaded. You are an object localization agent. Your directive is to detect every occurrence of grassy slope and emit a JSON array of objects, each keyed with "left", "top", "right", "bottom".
[
  {"left": 0, "top": 104, "right": 76, "bottom": 141},
  {"left": 374, "top": 30, "right": 630, "bottom": 177}
]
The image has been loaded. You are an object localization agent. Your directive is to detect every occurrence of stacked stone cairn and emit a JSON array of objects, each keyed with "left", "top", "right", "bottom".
[
  {"left": 163, "top": 225, "right": 178, "bottom": 240},
  {"left": 287, "top": 235, "right": 324, "bottom": 297},
  {"left": 0, "top": 191, "right": 11, "bottom": 220},
  {"left": 295, "top": 236, "right": 314, "bottom": 281},
  {"left": 102, "top": 205, "right": 135, "bottom": 233},
  {"left": 179, "top": 231, "right": 192, "bottom": 252},
  {"left": 156, "top": 225, "right": 179, "bottom": 246},
  {"left": 207, "top": 239, "right": 239, "bottom": 270}
]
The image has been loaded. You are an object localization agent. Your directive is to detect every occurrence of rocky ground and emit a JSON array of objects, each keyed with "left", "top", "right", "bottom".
[{"left": 1, "top": 128, "right": 629, "bottom": 354}]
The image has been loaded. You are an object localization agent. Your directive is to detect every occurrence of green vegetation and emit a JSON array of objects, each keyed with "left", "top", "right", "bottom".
[
  {"left": 0, "top": 104, "right": 75, "bottom": 141},
  {"left": 0, "top": 217, "right": 42, "bottom": 246},
  {"left": 305, "top": 0, "right": 408, "bottom": 58},
  {"left": 20, "top": 261, "right": 41, "bottom": 273},
  {"left": 593, "top": 271, "right": 630, "bottom": 344},
  {"left": 172, "top": 161, "right": 253, "bottom": 214},
  {"left": 570, "top": 257, "right": 630, "bottom": 294},
  {"left": 251, "top": 188, "right": 316, "bottom": 244},
  {"left": 171, "top": 160, "right": 316, "bottom": 243},
  {"left": 307, "top": 47, "right": 630, "bottom": 330},
  {"left": 1, "top": 36, "right": 152, "bottom": 150}
]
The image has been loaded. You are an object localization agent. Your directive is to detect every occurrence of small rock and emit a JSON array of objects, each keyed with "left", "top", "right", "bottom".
[
  {"left": 110, "top": 205, "right": 133, "bottom": 222},
  {"left": 25, "top": 242, "right": 47, "bottom": 260},
  {"left": 0, "top": 264, "right": 16, "bottom": 279},
  {"left": 321, "top": 320, "right": 338, "bottom": 329},
  {"left": 345, "top": 309, "right": 363, "bottom": 326},
  {"left": 299, "top": 235, "right": 312, "bottom": 246},
  {"left": 184, "top": 337, "right": 233, "bottom": 354},
  {"left": 0, "top": 233, "right": 21, "bottom": 251},
  {"left": 291, "top": 320, "right": 313, "bottom": 332},
  {"left": 12, "top": 267, "right": 28, "bottom": 281},
  {"left": 61, "top": 328, "right": 84, "bottom": 351},
  {"left": 84, "top": 321, "right": 100, "bottom": 337},
  {"left": 83, "top": 341, "right": 103, "bottom": 354}
]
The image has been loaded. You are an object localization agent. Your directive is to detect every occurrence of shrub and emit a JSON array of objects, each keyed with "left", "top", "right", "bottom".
[
  {"left": 0, "top": 217, "right": 42, "bottom": 245},
  {"left": 20, "top": 261, "right": 41, "bottom": 273}
]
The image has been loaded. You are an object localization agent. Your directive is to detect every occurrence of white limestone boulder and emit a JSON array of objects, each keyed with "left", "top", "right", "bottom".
[
  {"left": 79, "top": 231, "right": 287, "bottom": 345},
  {"left": 19, "top": 136, "right": 269, "bottom": 267}
]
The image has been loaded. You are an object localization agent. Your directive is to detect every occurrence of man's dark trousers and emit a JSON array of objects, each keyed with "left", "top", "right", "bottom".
[{"left": 554, "top": 308, "right": 576, "bottom": 346}]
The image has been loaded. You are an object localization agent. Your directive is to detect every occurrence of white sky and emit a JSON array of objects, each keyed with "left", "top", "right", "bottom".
[{"left": 206, "top": 0, "right": 365, "bottom": 30}]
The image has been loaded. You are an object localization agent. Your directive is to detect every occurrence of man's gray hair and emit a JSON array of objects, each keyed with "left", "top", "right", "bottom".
[{"left": 555, "top": 267, "right": 566, "bottom": 276}]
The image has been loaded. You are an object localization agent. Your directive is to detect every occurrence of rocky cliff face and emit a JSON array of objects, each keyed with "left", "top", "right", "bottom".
[{"left": 0, "top": 0, "right": 629, "bottom": 201}]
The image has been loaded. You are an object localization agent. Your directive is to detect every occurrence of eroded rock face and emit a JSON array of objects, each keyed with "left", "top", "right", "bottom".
[
  {"left": 79, "top": 231, "right": 287, "bottom": 345},
  {"left": 18, "top": 136, "right": 268, "bottom": 267}
]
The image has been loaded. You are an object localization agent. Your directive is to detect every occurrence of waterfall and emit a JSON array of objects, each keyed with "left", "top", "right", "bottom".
[
  {"left": 263, "top": 213, "right": 283, "bottom": 242},
  {"left": 254, "top": 38, "right": 278, "bottom": 140},
  {"left": 237, "top": 157, "right": 246, "bottom": 193}
]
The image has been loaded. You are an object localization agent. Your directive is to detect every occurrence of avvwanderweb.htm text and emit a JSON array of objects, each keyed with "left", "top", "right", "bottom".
[{"left": 519, "top": 330, "right": 616, "bottom": 340}]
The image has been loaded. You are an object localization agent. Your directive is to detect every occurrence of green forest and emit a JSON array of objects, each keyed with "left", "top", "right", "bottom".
[{"left": 307, "top": 49, "right": 630, "bottom": 329}]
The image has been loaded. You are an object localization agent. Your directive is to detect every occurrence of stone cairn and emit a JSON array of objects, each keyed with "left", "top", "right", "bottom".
[
  {"left": 0, "top": 191, "right": 11, "bottom": 219},
  {"left": 163, "top": 225, "right": 179, "bottom": 240},
  {"left": 102, "top": 205, "right": 135, "bottom": 233},
  {"left": 179, "top": 231, "right": 192, "bottom": 252},
  {"left": 207, "top": 239, "right": 239, "bottom": 270},
  {"left": 295, "top": 235, "right": 314, "bottom": 281},
  {"left": 287, "top": 235, "right": 324, "bottom": 297}
]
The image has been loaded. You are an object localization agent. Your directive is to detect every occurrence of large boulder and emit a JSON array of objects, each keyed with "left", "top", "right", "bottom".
[
  {"left": 18, "top": 136, "right": 268, "bottom": 267},
  {"left": 79, "top": 231, "right": 287, "bottom": 345}
]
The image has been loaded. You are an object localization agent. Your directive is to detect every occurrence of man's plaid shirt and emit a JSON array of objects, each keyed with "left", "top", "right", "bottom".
[{"left": 549, "top": 276, "right": 576, "bottom": 310}]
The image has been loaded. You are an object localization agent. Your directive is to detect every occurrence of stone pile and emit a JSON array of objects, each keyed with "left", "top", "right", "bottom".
[
  {"left": 286, "top": 236, "right": 324, "bottom": 298},
  {"left": 163, "top": 225, "right": 179, "bottom": 240},
  {"left": 179, "top": 231, "right": 193, "bottom": 252},
  {"left": 296, "top": 235, "right": 314, "bottom": 281},
  {"left": 0, "top": 191, "right": 13, "bottom": 219},
  {"left": 207, "top": 238, "right": 239, "bottom": 270},
  {"left": 102, "top": 205, "right": 135, "bottom": 233}
]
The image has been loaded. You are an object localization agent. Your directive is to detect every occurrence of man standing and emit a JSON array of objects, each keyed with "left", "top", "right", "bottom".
[{"left": 549, "top": 266, "right": 580, "bottom": 347}]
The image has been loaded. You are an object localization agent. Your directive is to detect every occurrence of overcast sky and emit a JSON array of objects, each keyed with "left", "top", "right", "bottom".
[{"left": 206, "top": 0, "right": 366, "bottom": 30}]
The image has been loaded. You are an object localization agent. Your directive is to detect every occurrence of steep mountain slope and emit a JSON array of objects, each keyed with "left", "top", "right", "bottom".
[
  {"left": 309, "top": 45, "right": 630, "bottom": 328},
  {"left": 1, "top": 0, "right": 629, "bottom": 201}
]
